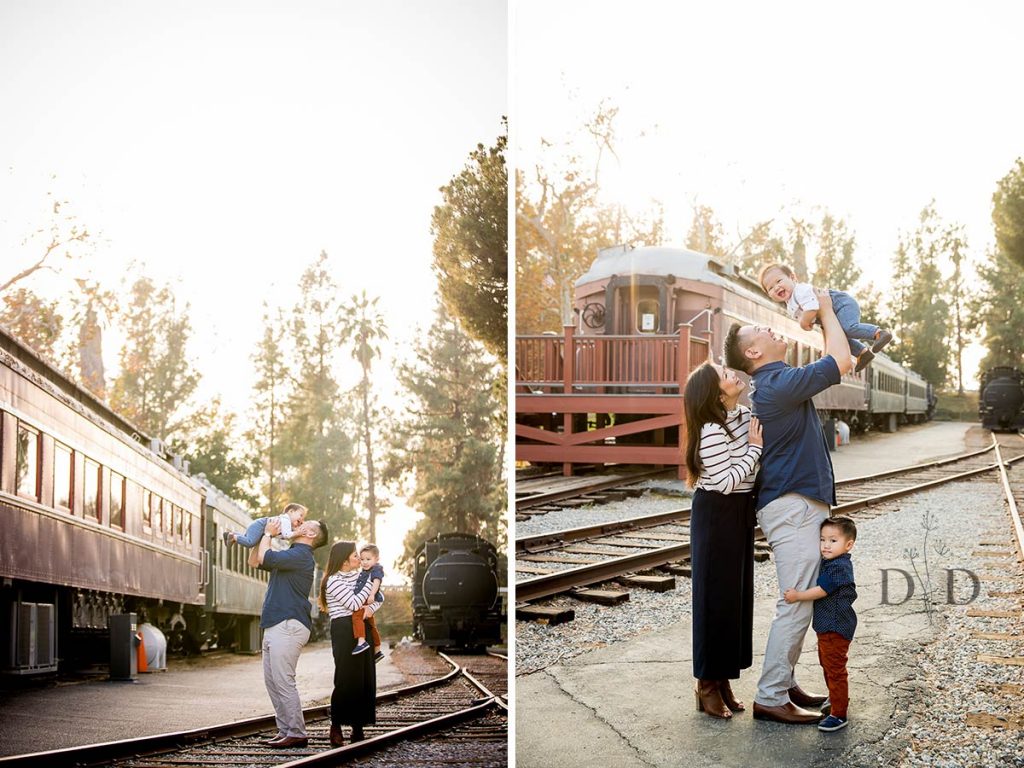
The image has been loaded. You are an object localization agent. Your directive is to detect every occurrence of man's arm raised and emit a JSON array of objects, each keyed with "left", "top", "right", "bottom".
[{"left": 814, "top": 288, "right": 852, "bottom": 375}]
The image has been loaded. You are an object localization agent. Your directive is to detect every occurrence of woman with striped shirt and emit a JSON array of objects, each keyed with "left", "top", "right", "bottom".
[
  {"left": 318, "top": 541, "right": 376, "bottom": 746},
  {"left": 684, "top": 361, "right": 763, "bottom": 720}
]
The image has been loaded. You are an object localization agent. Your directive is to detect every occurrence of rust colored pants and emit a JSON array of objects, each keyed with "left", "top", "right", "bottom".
[
  {"left": 351, "top": 608, "right": 382, "bottom": 648},
  {"left": 817, "top": 631, "right": 851, "bottom": 718}
]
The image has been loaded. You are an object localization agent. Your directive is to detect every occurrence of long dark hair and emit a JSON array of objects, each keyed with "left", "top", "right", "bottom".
[
  {"left": 683, "top": 362, "right": 731, "bottom": 488},
  {"left": 318, "top": 540, "right": 357, "bottom": 612}
]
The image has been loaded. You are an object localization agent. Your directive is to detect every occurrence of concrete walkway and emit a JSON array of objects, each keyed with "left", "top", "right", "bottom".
[{"left": 516, "top": 421, "right": 976, "bottom": 768}]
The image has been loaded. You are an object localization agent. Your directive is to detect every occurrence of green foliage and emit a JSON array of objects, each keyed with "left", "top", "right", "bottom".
[
  {"left": 431, "top": 127, "right": 508, "bottom": 359},
  {"left": 339, "top": 290, "right": 390, "bottom": 541},
  {"left": 110, "top": 276, "right": 200, "bottom": 439},
  {"left": 172, "top": 398, "right": 259, "bottom": 510},
  {"left": 0, "top": 287, "right": 65, "bottom": 360},
  {"left": 248, "top": 305, "right": 288, "bottom": 514},
  {"left": 389, "top": 308, "right": 505, "bottom": 575},
  {"left": 899, "top": 204, "right": 952, "bottom": 386},
  {"left": 810, "top": 214, "right": 861, "bottom": 290},
  {"left": 992, "top": 157, "right": 1024, "bottom": 270},
  {"left": 275, "top": 252, "right": 358, "bottom": 540},
  {"left": 684, "top": 205, "right": 729, "bottom": 258},
  {"left": 967, "top": 248, "right": 1024, "bottom": 370}
]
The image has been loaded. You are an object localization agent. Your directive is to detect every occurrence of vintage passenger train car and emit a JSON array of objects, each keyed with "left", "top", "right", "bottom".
[
  {"left": 0, "top": 326, "right": 267, "bottom": 674},
  {"left": 515, "top": 246, "right": 933, "bottom": 475},
  {"left": 412, "top": 533, "right": 503, "bottom": 650},
  {"left": 573, "top": 245, "right": 933, "bottom": 429},
  {"left": 979, "top": 366, "right": 1024, "bottom": 432}
]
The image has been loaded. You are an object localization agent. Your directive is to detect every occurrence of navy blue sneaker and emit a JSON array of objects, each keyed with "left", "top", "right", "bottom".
[{"left": 818, "top": 714, "right": 848, "bottom": 732}]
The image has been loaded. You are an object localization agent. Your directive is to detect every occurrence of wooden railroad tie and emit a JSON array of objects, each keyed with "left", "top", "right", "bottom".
[
  {"left": 661, "top": 562, "right": 692, "bottom": 577},
  {"left": 515, "top": 604, "right": 575, "bottom": 625},
  {"left": 971, "top": 550, "right": 1013, "bottom": 557},
  {"left": 965, "top": 712, "right": 1024, "bottom": 731},
  {"left": 977, "top": 654, "right": 1024, "bottom": 667},
  {"left": 967, "top": 609, "right": 1019, "bottom": 618},
  {"left": 988, "top": 591, "right": 1024, "bottom": 599},
  {"left": 571, "top": 588, "right": 630, "bottom": 606},
  {"left": 617, "top": 574, "right": 675, "bottom": 592},
  {"left": 971, "top": 632, "right": 1022, "bottom": 641}
]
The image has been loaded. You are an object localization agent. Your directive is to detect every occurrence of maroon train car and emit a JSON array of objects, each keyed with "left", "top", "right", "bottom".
[{"left": 0, "top": 325, "right": 207, "bottom": 673}]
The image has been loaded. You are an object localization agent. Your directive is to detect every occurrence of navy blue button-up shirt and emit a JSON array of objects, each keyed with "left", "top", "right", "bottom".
[
  {"left": 749, "top": 356, "right": 841, "bottom": 511},
  {"left": 813, "top": 553, "right": 858, "bottom": 641},
  {"left": 259, "top": 544, "right": 315, "bottom": 630}
]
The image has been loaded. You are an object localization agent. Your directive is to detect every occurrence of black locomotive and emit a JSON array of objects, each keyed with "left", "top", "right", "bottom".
[
  {"left": 979, "top": 366, "right": 1024, "bottom": 431},
  {"left": 412, "top": 532, "right": 504, "bottom": 650}
]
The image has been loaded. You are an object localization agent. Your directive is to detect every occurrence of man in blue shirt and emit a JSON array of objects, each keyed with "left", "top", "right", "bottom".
[
  {"left": 724, "top": 287, "right": 852, "bottom": 725},
  {"left": 247, "top": 510, "right": 329, "bottom": 747}
]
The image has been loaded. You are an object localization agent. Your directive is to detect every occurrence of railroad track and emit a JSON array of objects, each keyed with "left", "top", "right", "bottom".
[
  {"left": 516, "top": 436, "right": 1024, "bottom": 603},
  {"left": 0, "top": 650, "right": 506, "bottom": 768},
  {"left": 515, "top": 467, "right": 672, "bottom": 513}
]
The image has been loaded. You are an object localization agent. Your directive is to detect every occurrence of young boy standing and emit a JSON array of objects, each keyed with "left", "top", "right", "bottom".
[{"left": 783, "top": 516, "right": 858, "bottom": 732}]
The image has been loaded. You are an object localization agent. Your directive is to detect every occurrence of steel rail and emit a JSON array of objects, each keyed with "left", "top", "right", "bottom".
[
  {"left": 0, "top": 655, "right": 463, "bottom": 768},
  {"left": 993, "top": 439, "right": 1024, "bottom": 565},
  {"left": 281, "top": 651, "right": 503, "bottom": 767},
  {"left": 833, "top": 444, "right": 996, "bottom": 487},
  {"left": 516, "top": 468, "right": 672, "bottom": 511},
  {"left": 517, "top": 507, "right": 691, "bottom": 553},
  {"left": 515, "top": 446, "right": 1024, "bottom": 604}
]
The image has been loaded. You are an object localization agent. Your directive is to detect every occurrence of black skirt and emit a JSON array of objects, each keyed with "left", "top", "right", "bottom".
[
  {"left": 690, "top": 488, "right": 755, "bottom": 680},
  {"left": 330, "top": 615, "right": 377, "bottom": 727}
]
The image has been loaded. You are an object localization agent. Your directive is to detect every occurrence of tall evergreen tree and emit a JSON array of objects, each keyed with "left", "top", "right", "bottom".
[
  {"left": 886, "top": 238, "right": 914, "bottom": 364},
  {"left": 684, "top": 205, "right": 729, "bottom": 258},
  {"left": 811, "top": 214, "right": 861, "bottom": 290},
  {"left": 339, "top": 290, "right": 389, "bottom": 542},
  {"left": 992, "top": 157, "right": 1024, "bottom": 270},
  {"left": 944, "top": 227, "right": 971, "bottom": 394},
  {"left": 901, "top": 204, "right": 951, "bottom": 386},
  {"left": 277, "top": 252, "right": 357, "bottom": 539},
  {"left": 110, "top": 276, "right": 200, "bottom": 439},
  {"left": 390, "top": 308, "right": 505, "bottom": 574},
  {"left": 968, "top": 248, "right": 1024, "bottom": 370},
  {"left": 431, "top": 127, "right": 508, "bottom": 359},
  {"left": 172, "top": 398, "right": 259, "bottom": 509},
  {"left": 249, "top": 305, "right": 289, "bottom": 514}
]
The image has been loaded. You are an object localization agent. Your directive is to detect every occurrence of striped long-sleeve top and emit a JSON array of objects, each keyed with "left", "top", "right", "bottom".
[
  {"left": 325, "top": 569, "right": 375, "bottom": 620},
  {"left": 695, "top": 406, "right": 761, "bottom": 494}
]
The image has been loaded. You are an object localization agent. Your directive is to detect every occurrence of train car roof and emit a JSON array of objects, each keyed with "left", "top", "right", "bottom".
[
  {"left": 0, "top": 323, "right": 204, "bottom": 492},
  {"left": 576, "top": 245, "right": 764, "bottom": 293}
]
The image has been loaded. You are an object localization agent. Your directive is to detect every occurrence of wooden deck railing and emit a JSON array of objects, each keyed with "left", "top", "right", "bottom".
[{"left": 515, "top": 325, "right": 710, "bottom": 391}]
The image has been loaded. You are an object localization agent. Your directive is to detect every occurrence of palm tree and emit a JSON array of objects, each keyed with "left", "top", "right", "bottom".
[{"left": 339, "top": 291, "right": 389, "bottom": 541}]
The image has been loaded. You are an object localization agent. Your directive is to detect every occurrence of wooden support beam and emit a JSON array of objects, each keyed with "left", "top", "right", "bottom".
[
  {"left": 617, "top": 574, "right": 676, "bottom": 592},
  {"left": 571, "top": 588, "right": 630, "bottom": 606},
  {"left": 516, "top": 605, "right": 575, "bottom": 625}
]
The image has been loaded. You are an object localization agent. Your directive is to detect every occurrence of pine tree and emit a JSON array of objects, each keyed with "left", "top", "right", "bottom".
[
  {"left": 339, "top": 290, "right": 389, "bottom": 542},
  {"left": 811, "top": 214, "right": 861, "bottom": 291},
  {"left": 110, "top": 276, "right": 200, "bottom": 439},
  {"left": 431, "top": 127, "right": 508, "bottom": 359},
  {"left": 901, "top": 204, "right": 951, "bottom": 386},
  {"left": 276, "top": 252, "right": 357, "bottom": 540},
  {"left": 173, "top": 398, "right": 259, "bottom": 509},
  {"left": 968, "top": 248, "right": 1024, "bottom": 370},
  {"left": 249, "top": 305, "right": 289, "bottom": 514},
  {"left": 992, "top": 157, "right": 1024, "bottom": 270},
  {"left": 390, "top": 308, "right": 505, "bottom": 574},
  {"left": 684, "top": 205, "right": 729, "bottom": 257}
]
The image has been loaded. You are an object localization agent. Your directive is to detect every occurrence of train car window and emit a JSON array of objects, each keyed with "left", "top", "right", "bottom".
[
  {"left": 110, "top": 472, "right": 125, "bottom": 529},
  {"left": 636, "top": 299, "right": 660, "bottom": 333},
  {"left": 184, "top": 509, "right": 192, "bottom": 547},
  {"left": 15, "top": 422, "right": 40, "bottom": 501},
  {"left": 83, "top": 458, "right": 100, "bottom": 519},
  {"left": 787, "top": 344, "right": 798, "bottom": 367},
  {"left": 53, "top": 442, "right": 72, "bottom": 510},
  {"left": 142, "top": 489, "right": 153, "bottom": 531},
  {"left": 153, "top": 495, "right": 163, "bottom": 535},
  {"left": 173, "top": 504, "right": 182, "bottom": 540}
]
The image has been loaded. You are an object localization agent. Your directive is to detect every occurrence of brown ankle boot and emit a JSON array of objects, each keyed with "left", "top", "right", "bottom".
[
  {"left": 329, "top": 724, "right": 344, "bottom": 747},
  {"left": 694, "top": 679, "right": 732, "bottom": 719},
  {"left": 718, "top": 680, "right": 745, "bottom": 712}
]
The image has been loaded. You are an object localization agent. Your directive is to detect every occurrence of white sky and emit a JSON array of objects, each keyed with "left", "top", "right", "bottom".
[
  {"left": 513, "top": 0, "right": 1024, "bottom": 386},
  {"left": 0, "top": 0, "right": 507, "bottom": 578}
]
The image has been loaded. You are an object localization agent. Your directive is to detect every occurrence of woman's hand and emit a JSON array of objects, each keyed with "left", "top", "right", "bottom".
[{"left": 748, "top": 416, "right": 763, "bottom": 448}]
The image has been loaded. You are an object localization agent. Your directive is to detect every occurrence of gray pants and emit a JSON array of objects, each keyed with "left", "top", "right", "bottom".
[
  {"left": 262, "top": 619, "right": 311, "bottom": 737},
  {"left": 754, "top": 493, "right": 829, "bottom": 706}
]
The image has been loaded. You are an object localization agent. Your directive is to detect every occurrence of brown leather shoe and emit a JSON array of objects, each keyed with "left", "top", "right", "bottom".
[
  {"left": 695, "top": 679, "right": 732, "bottom": 719},
  {"left": 329, "top": 725, "right": 344, "bottom": 748},
  {"left": 718, "top": 680, "right": 745, "bottom": 712},
  {"left": 752, "top": 701, "right": 824, "bottom": 724},
  {"left": 269, "top": 736, "right": 309, "bottom": 748},
  {"left": 788, "top": 684, "right": 827, "bottom": 708}
]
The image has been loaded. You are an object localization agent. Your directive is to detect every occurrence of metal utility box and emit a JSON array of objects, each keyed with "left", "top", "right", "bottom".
[
  {"left": 239, "top": 617, "right": 261, "bottom": 654},
  {"left": 7, "top": 602, "right": 57, "bottom": 674},
  {"left": 108, "top": 613, "right": 138, "bottom": 681}
]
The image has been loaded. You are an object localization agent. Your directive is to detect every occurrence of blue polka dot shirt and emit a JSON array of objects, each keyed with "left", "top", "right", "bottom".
[{"left": 812, "top": 553, "right": 857, "bottom": 641}]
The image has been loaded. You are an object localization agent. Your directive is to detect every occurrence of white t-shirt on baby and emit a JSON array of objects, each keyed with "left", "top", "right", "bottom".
[{"left": 785, "top": 283, "right": 819, "bottom": 320}]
